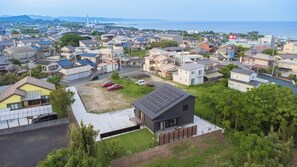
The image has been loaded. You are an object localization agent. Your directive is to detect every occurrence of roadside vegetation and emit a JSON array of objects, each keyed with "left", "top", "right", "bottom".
[
  {"left": 39, "top": 124, "right": 157, "bottom": 167},
  {"left": 49, "top": 86, "right": 75, "bottom": 118}
]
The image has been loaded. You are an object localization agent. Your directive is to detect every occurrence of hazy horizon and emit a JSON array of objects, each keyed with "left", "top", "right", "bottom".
[{"left": 0, "top": 0, "right": 296, "bottom": 22}]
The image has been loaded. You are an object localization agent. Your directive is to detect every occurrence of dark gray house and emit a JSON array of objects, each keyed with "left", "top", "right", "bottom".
[{"left": 132, "top": 84, "right": 195, "bottom": 133}]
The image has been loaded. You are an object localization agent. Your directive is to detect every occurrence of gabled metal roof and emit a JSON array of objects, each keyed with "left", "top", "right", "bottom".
[{"left": 132, "top": 84, "right": 193, "bottom": 120}]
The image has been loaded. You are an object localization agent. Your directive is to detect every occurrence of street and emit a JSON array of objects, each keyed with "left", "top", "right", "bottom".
[
  {"left": 61, "top": 67, "right": 143, "bottom": 87},
  {"left": 0, "top": 125, "right": 69, "bottom": 167}
]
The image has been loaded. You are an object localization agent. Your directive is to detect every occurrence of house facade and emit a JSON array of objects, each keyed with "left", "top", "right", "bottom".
[
  {"left": 228, "top": 69, "right": 261, "bottom": 92},
  {"left": 3, "top": 46, "right": 36, "bottom": 63},
  {"left": 283, "top": 42, "right": 297, "bottom": 54},
  {"left": 132, "top": 84, "right": 195, "bottom": 133},
  {"left": 61, "top": 45, "right": 76, "bottom": 59},
  {"left": 79, "top": 40, "right": 98, "bottom": 49},
  {"left": 59, "top": 64, "right": 92, "bottom": 81},
  {"left": 173, "top": 64, "right": 204, "bottom": 86},
  {"left": 0, "top": 77, "right": 55, "bottom": 110},
  {"left": 35, "top": 60, "right": 61, "bottom": 73}
]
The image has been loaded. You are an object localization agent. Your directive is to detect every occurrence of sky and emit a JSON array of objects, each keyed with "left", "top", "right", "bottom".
[{"left": 0, "top": 0, "right": 297, "bottom": 21}]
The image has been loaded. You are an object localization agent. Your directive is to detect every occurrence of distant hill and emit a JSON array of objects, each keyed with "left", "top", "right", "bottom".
[
  {"left": 0, "top": 15, "right": 33, "bottom": 22},
  {"left": 1, "top": 15, "right": 163, "bottom": 23}
]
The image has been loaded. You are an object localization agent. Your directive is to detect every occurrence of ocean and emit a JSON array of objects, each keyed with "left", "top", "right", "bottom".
[{"left": 117, "top": 21, "right": 297, "bottom": 39}]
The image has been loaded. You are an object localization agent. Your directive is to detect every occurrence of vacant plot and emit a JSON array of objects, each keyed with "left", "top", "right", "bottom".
[
  {"left": 110, "top": 131, "right": 230, "bottom": 167},
  {"left": 76, "top": 83, "right": 133, "bottom": 113}
]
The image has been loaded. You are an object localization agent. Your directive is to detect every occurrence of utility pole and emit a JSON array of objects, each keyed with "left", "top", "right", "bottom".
[{"left": 271, "top": 43, "right": 276, "bottom": 77}]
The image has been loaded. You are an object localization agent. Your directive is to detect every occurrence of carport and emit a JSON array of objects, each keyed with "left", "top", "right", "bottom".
[{"left": 0, "top": 105, "right": 53, "bottom": 129}]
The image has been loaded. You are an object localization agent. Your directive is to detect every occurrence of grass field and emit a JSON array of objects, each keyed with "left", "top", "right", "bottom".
[
  {"left": 140, "top": 132, "right": 231, "bottom": 167},
  {"left": 97, "top": 129, "right": 157, "bottom": 167},
  {"left": 113, "top": 78, "right": 155, "bottom": 100}
]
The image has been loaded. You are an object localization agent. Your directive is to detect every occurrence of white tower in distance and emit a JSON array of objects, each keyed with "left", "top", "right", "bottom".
[{"left": 86, "top": 14, "right": 90, "bottom": 27}]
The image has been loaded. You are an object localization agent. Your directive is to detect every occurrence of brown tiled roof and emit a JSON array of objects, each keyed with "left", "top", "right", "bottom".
[{"left": 0, "top": 77, "right": 55, "bottom": 102}]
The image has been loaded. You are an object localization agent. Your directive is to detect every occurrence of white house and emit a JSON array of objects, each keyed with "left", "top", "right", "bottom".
[
  {"left": 59, "top": 65, "right": 92, "bottom": 81},
  {"left": 173, "top": 63, "right": 204, "bottom": 86},
  {"left": 228, "top": 69, "right": 262, "bottom": 92}
]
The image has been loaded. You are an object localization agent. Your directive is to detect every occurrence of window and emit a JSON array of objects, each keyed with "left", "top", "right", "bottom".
[
  {"left": 7, "top": 103, "right": 22, "bottom": 110},
  {"left": 191, "top": 71, "right": 195, "bottom": 74},
  {"left": 183, "top": 105, "right": 188, "bottom": 111},
  {"left": 199, "top": 70, "right": 202, "bottom": 75},
  {"left": 169, "top": 118, "right": 177, "bottom": 127},
  {"left": 41, "top": 95, "right": 50, "bottom": 104}
]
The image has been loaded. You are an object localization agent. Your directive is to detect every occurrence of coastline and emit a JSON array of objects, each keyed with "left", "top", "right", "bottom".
[{"left": 114, "top": 21, "right": 297, "bottom": 39}]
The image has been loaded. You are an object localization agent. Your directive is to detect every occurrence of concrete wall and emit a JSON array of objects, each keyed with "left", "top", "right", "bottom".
[
  {"left": 0, "top": 118, "right": 69, "bottom": 136},
  {"left": 228, "top": 80, "right": 255, "bottom": 92}
]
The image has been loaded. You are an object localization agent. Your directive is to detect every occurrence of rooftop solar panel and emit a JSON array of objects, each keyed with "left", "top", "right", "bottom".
[{"left": 139, "top": 85, "right": 184, "bottom": 113}]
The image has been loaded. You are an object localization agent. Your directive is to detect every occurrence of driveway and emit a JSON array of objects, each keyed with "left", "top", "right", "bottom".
[
  {"left": 67, "top": 87, "right": 137, "bottom": 141},
  {"left": 0, "top": 124, "right": 69, "bottom": 167}
]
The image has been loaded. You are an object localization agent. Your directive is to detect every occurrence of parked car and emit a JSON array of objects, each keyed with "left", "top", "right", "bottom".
[
  {"left": 32, "top": 113, "right": 58, "bottom": 124},
  {"left": 101, "top": 81, "right": 114, "bottom": 88},
  {"left": 107, "top": 84, "right": 123, "bottom": 91},
  {"left": 135, "top": 80, "right": 146, "bottom": 85},
  {"left": 90, "top": 75, "right": 99, "bottom": 81},
  {"left": 145, "top": 83, "right": 155, "bottom": 87}
]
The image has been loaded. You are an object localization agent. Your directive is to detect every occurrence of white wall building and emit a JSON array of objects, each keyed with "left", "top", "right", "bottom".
[
  {"left": 173, "top": 64, "right": 204, "bottom": 86},
  {"left": 228, "top": 69, "right": 261, "bottom": 92}
]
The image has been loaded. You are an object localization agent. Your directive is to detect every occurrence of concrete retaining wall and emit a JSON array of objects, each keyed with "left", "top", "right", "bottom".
[{"left": 0, "top": 118, "right": 69, "bottom": 136}]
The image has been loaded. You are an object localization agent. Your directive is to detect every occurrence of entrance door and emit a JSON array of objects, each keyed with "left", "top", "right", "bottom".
[
  {"left": 160, "top": 121, "right": 165, "bottom": 130},
  {"left": 140, "top": 112, "right": 144, "bottom": 121}
]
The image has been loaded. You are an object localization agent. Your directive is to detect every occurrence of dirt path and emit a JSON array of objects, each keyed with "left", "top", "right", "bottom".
[
  {"left": 110, "top": 131, "right": 227, "bottom": 167},
  {"left": 76, "top": 83, "right": 132, "bottom": 113}
]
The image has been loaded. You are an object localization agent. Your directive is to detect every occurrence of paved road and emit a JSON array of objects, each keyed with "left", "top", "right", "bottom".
[
  {"left": 0, "top": 125, "right": 69, "bottom": 167},
  {"left": 61, "top": 67, "right": 143, "bottom": 87}
]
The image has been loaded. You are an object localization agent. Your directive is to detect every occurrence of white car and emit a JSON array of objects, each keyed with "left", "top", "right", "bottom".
[{"left": 135, "top": 80, "right": 146, "bottom": 85}]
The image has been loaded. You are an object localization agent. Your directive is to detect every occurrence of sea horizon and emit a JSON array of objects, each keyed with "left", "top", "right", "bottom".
[{"left": 115, "top": 20, "right": 297, "bottom": 39}]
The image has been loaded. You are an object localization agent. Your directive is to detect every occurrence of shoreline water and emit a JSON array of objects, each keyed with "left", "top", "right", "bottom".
[{"left": 113, "top": 21, "right": 297, "bottom": 39}]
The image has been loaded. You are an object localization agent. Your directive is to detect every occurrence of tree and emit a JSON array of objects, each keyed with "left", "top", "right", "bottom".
[
  {"left": 9, "top": 58, "right": 21, "bottom": 65},
  {"left": 263, "top": 48, "right": 277, "bottom": 56},
  {"left": 218, "top": 64, "right": 238, "bottom": 78},
  {"left": 236, "top": 45, "right": 249, "bottom": 57},
  {"left": 39, "top": 123, "right": 100, "bottom": 167},
  {"left": 47, "top": 75, "right": 62, "bottom": 87},
  {"left": 150, "top": 40, "right": 178, "bottom": 48},
  {"left": 111, "top": 72, "right": 120, "bottom": 80},
  {"left": 11, "top": 30, "right": 20, "bottom": 34},
  {"left": 49, "top": 86, "right": 75, "bottom": 118},
  {"left": 104, "top": 140, "right": 122, "bottom": 159},
  {"left": 60, "top": 34, "right": 88, "bottom": 47}
]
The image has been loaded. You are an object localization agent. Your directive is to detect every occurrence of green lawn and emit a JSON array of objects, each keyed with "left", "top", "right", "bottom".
[
  {"left": 113, "top": 78, "right": 155, "bottom": 100},
  {"left": 97, "top": 128, "right": 157, "bottom": 167},
  {"left": 130, "top": 49, "right": 149, "bottom": 57}
]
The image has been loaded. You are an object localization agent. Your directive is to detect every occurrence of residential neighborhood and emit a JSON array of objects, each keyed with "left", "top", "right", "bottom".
[{"left": 0, "top": 3, "right": 297, "bottom": 167}]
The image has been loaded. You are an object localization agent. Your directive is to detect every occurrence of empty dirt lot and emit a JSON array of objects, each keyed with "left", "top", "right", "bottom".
[{"left": 76, "top": 83, "right": 133, "bottom": 113}]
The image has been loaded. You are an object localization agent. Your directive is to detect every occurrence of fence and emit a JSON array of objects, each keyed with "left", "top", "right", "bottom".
[
  {"left": 158, "top": 125, "right": 197, "bottom": 145},
  {"left": 0, "top": 118, "right": 69, "bottom": 136}
]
